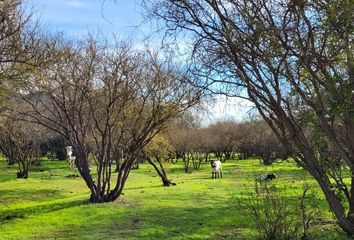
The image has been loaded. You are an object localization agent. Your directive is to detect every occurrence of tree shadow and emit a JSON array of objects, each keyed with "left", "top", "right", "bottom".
[
  {"left": 43, "top": 204, "right": 252, "bottom": 240},
  {"left": 0, "top": 189, "right": 87, "bottom": 223}
]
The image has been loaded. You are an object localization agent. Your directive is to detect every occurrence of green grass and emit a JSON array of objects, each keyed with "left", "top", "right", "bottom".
[{"left": 0, "top": 157, "right": 351, "bottom": 239}]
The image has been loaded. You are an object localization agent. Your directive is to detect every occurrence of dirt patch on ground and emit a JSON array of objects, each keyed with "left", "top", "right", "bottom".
[
  {"left": 115, "top": 196, "right": 141, "bottom": 206},
  {"left": 213, "top": 227, "right": 244, "bottom": 239}
]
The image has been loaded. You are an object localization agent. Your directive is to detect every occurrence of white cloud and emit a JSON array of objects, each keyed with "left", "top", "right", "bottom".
[
  {"left": 64, "top": 1, "right": 87, "bottom": 8},
  {"left": 200, "top": 95, "right": 254, "bottom": 126}
]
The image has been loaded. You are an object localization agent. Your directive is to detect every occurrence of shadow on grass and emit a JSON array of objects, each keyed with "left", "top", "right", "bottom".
[
  {"left": 0, "top": 174, "right": 17, "bottom": 183},
  {"left": 0, "top": 160, "right": 72, "bottom": 183},
  {"left": 0, "top": 188, "right": 62, "bottom": 200},
  {"left": 0, "top": 195, "right": 88, "bottom": 223},
  {"left": 30, "top": 161, "right": 71, "bottom": 172},
  {"left": 44, "top": 204, "right": 253, "bottom": 240}
]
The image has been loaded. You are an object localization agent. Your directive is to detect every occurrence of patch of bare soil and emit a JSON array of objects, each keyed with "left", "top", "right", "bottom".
[{"left": 115, "top": 196, "right": 141, "bottom": 206}]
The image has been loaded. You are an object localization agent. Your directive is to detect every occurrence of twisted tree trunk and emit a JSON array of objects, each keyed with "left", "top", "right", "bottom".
[{"left": 145, "top": 155, "right": 175, "bottom": 186}]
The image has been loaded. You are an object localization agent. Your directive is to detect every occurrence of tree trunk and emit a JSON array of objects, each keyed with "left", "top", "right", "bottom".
[
  {"left": 224, "top": 151, "right": 232, "bottom": 161},
  {"left": 17, "top": 159, "right": 29, "bottom": 179},
  {"left": 292, "top": 137, "right": 354, "bottom": 235},
  {"left": 261, "top": 154, "right": 273, "bottom": 165},
  {"left": 146, "top": 156, "right": 175, "bottom": 186},
  {"left": 7, "top": 157, "right": 15, "bottom": 165},
  {"left": 314, "top": 170, "right": 354, "bottom": 235},
  {"left": 115, "top": 158, "right": 120, "bottom": 172},
  {"left": 17, "top": 169, "right": 28, "bottom": 179}
]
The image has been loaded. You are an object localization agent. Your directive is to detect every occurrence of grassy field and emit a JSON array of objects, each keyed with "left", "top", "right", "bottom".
[{"left": 0, "top": 157, "right": 351, "bottom": 240}]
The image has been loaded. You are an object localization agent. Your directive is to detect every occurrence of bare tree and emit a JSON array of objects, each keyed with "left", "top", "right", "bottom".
[
  {"left": 15, "top": 36, "right": 199, "bottom": 202},
  {"left": 168, "top": 121, "right": 209, "bottom": 173},
  {"left": 235, "top": 119, "right": 290, "bottom": 165},
  {"left": 187, "top": 127, "right": 207, "bottom": 170},
  {"left": 206, "top": 120, "right": 238, "bottom": 161},
  {"left": 144, "top": 0, "right": 354, "bottom": 234},
  {"left": 0, "top": 117, "right": 42, "bottom": 178},
  {"left": 143, "top": 133, "right": 175, "bottom": 186},
  {"left": 167, "top": 125, "right": 193, "bottom": 172},
  {"left": 235, "top": 121, "right": 257, "bottom": 160},
  {"left": 166, "top": 112, "right": 199, "bottom": 163},
  {"left": 0, "top": 0, "right": 40, "bottom": 105},
  {"left": 0, "top": 119, "right": 16, "bottom": 165}
]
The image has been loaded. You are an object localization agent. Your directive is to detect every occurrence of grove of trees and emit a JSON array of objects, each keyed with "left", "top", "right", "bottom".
[
  {"left": 15, "top": 38, "right": 200, "bottom": 203},
  {"left": 165, "top": 117, "right": 288, "bottom": 168},
  {"left": 1, "top": 0, "right": 354, "bottom": 236},
  {"left": 0, "top": 0, "right": 201, "bottom": 203}
]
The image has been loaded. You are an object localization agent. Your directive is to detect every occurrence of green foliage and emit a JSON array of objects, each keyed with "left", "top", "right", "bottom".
[
  {"left": 299, "top": 183, "right": 322, "bottom": 240},
  {"left": 144, "top": 134, "right": 174, "bottom": 160}
]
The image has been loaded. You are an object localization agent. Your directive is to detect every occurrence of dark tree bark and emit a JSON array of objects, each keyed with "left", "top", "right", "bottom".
[
  {"left": 145, "top": 154, "right": 175, "bottom": 186},
  {"left": 182, "top": 154, "right": 191, "bottom": 173}
]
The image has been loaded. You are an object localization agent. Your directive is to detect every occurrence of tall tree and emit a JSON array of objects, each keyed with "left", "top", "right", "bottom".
[
  {"left": 0, "top": 0, "right": 41, "bottom": 165},
  {"left": 0, "top": 0, "right": 39, "bottom": 103},
  {"left": 0, "top": 116, "right": 43, "bottom": 178},
  {"left": 143, "top": 133, "right": 175, "bottom": 186},
  {"left": 144, "top": 0, "right": 354, "bottom": 234},
  {"left": 206, "top": 121, "right": 238, "bottom": 161},
  {"left": 16, "top": 37, "right": 200, "bottom": 203},
  {"left": 235, "top": 119, "right": 289, "bottom": 164}
]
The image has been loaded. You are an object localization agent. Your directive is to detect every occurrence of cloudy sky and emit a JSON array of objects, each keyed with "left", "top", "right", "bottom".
[{"left": 27, "top": 0, "right": 253, "bottom": 124}]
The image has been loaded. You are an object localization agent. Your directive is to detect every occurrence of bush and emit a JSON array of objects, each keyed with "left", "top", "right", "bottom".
[
  {"left": 298, "top": 183, "right": 321, "bottom": 240},
  {"left": 232, "top": 181, "right": 320, "bottom": 240}
]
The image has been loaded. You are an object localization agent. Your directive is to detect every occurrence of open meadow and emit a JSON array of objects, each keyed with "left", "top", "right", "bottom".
[{"left": 0, "top": 157, "right": 351, "bottom": 240}]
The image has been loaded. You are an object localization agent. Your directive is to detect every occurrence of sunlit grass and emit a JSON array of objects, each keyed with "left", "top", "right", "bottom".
[{"left": 0, "top": 157, "right": 351, "bottom": 239}]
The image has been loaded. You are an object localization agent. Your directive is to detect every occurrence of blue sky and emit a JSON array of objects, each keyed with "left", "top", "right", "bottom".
[
  {"left": 26, "top": 0, "right": 253, "bottom": 124},
  {"left": 28, "top": 0, "right": 147, "bottom": 40}
]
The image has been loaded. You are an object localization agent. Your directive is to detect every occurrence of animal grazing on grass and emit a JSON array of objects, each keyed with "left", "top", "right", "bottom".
[
  {"left": 259, "top": 173, "right": 276, "bottom": 181},
  {"left": 65, "top": 146, "right": 76, "bottom": 170},
  {"left": 210, "top": 160, "right": 222, "bottom": 179}
]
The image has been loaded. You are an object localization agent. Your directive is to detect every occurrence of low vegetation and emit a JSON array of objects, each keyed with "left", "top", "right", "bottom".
[{"left": 0, "top": 157, "right": 351, "bottom": 240}]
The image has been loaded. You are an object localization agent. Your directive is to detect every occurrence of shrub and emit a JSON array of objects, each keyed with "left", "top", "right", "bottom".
[
  {"left": 298, "top": 183, "right": 321, "bottom": 240},
  {"left": 232, "top": 181, "right": 320, "bottom": 240}
]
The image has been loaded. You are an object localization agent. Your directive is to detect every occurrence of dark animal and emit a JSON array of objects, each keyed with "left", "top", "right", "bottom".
[{"left": 259, "top": 173, "right": 276, "bottom": 181}]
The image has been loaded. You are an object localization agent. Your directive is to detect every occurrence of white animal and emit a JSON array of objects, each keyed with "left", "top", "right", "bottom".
[
  {"left": 65, "top": 146, "right": 76, "bottom": 170},
  {"left": 210, "top": 160, "right": 222, "bottom": 178}
]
